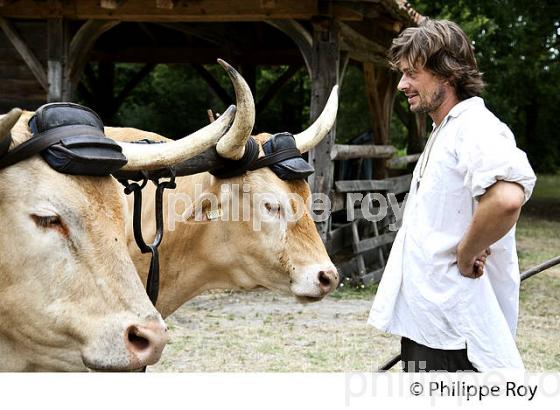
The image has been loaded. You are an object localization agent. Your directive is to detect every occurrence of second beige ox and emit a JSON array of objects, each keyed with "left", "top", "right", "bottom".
[{"left": 107, "top": 64, "right": 339, "bottom": 318}]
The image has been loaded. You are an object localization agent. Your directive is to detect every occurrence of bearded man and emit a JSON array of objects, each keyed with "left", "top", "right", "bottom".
[{"left": 368, "top": 19, "right": 536, "bottom": 372}]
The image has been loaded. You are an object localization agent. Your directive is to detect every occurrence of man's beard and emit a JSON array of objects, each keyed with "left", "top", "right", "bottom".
[{"left": 410, "top": 85, "right": 445, "bottom": 114}]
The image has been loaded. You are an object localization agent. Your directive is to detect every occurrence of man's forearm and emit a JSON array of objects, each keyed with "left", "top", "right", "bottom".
[{"left": 458, "top": 181, "right": 525, "bottom": 260}]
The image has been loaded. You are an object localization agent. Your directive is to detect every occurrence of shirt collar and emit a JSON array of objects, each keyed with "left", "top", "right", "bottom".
[{"left": 431, "top": 96, "right": 485, "bottom": 129}]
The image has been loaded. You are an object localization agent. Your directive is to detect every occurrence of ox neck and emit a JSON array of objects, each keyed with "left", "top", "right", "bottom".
[{"left": 127, "top": 173, "right": 251, "bottom": 319}]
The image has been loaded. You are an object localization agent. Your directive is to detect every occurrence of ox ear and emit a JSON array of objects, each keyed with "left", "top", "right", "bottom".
[
  {"left": 215, "top": 59, "right": 256, "bottom": 160},
  {"left": 294, "top": 86, "right": 338, "bottom": 153},
  {"left": 0, "top": 108, "right": 23, "bottom": 156}
]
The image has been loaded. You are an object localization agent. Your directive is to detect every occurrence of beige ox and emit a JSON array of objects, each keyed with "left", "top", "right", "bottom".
[
  {"left": 0, "top": 100, "right": 238, "bottom": 370},
  {"left": 107, "top": 61, "right": 339, "bottom": 318}
]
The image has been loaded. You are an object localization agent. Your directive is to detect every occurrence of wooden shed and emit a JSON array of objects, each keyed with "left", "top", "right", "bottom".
[{"left": 0, "top": 0, "right": 425, "bottom": 284}]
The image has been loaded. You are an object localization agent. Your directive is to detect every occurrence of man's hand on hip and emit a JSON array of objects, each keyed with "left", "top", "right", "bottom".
[
  {"left": 455, "top": 181, "right": 525, "bottom": 279},
  {"left": 457, "top": 245, "right": 491, "bottom": 279}
]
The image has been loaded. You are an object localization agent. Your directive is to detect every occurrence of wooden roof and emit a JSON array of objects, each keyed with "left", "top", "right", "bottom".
[
  {"left": 0, "top": 0, "right": 423, "bottom": 110},
  {"left": 0, "top": 1, "right": 422, "bottom": 25}
]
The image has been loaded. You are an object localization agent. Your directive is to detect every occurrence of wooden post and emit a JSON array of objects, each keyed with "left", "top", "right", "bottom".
[
  {"left": 265, "top": 19, "right": 313, "bottom": 76},
  {"left": 393, "top": 95, "right": 427, "bottom": 155},
  {"left": 241, "top": 64, "right": 256, "bottom": 96},
  {"left": 0, "top": 17, "right": 48, "bottom": 92},
  {"left": 69, "top": 20, "right": 121, "bottom": 86},
  {"left": 47, "top": 18, "right": 71, "bottom": 101},
  {"left": 96, "top": 62, "right": 116, "bottom": 122},
  {"left": 409, "top": 112, "right": 427, "bottom": 154},
  {"left": 307, "top": 17, "right": 339, "bottom": 241},
  {"left": 363, "top": 63, "right": 398, "bottom": 179}
]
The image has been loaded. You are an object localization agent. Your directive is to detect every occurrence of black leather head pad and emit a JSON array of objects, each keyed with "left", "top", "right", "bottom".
[{"left": 262, "top": 132, "right": 314, "bottom": 180}]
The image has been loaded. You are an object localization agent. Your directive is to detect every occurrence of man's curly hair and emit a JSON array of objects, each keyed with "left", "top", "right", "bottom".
[{"left": 388, "top": 19, "right": 484, "bottom": 101}]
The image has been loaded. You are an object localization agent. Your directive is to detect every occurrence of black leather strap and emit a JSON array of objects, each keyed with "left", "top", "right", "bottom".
[
  {"left": 248, "top": 147, "right": 302, "bottom": 170},
  {"left": 118, "top": 171, "right": 176, "bottom": 306},
  {"left": 0, "top": 125, "right": 105, "bottom": 170},
  {"left": 209, "top": 138, "right": 260, "bottom": 179},
  {"left": 0, "top": 131, "right": 11, "bottom": 158}
]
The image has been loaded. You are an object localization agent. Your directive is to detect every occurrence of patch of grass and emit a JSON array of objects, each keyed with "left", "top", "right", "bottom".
[
  {"left": 331, "top": 279, "right": 379, "bottom": 300},
  {"left": 531, "top": 174, "right": 560, "bottom": 201}
]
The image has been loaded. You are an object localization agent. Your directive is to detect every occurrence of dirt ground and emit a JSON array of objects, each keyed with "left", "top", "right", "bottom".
[
  {"left": 150, "top": 270, "right": 560, "bottom": 372},
  {"left": 150, "top": 289, "right": 400, "bottom": 372},
  {"left": 150, "top": 178, "right": 560, "bottom": 372}
]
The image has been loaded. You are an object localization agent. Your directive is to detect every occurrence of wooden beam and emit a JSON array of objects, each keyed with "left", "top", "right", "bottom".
[
  {"left": 0, "top": 0, "right": 318, "bottom": 22},
  {"left": 335, "top": 175, "right": 412, "bottom": 193},
  {"left": 265, "top": 19, "right": 312, "bottom": 76},
  {"left": 326, "top": 224, "right": 352, "bottom": 255},
  {"left": 338, "top": 50, "right": 349, "bottom": 87},
  {"left": 0, "top": 78, "right": 46, "bottom": 100},
  {"left": 256, "top": 64, "right": 302, "bottom": 114},
  {"left": 191, "top": 63, "right": 232, "bottom": 105},
  {"left": 241, "top": 64, "right": 257, "bottom": 95},
  {"left": 330, "top": 144, "right": 396, "bottom": 160},
  {"left": 155, "top": 0, "right": 176, "bottom": 9},
  {"left": 394, "top": 93, "right": 427, "bottom": 154},
  {"left": 338, "top": 21, "right": 387, "bottom": 65},
  {"left": 100, "top": 0, "right": 125, "bottom": 10},
  {"left": 386, "top": 153, "right": 420, "bottom": 169},
  {"left": 307, "top": 17, "right": 339, "bottom": 241},
  {"left": 137, "top": 22, "right": 158, "bottom": 44},
  {"left": 363, "top": 62, "right": 398, "bottom": 178},
  {"left": 47, "top": 18, "right": 71, "bottom": 101},
  {"left": 0, "top": 17, "right": 48, "bottom": 91},
  {"left": 93, "top": 62, "right": 115, "bottom": 121},
  {"left": 331, "top": 3, "right": 365, "bottom": 21},
  {"left": 354, "top": 231, "right": 396, "bottom": 254},
  {"left": 156, "top": 22, "right": 227, "bottom": 47},
  {"left": 113, "top": 63, "right": 155, "bottom": 113},
  {"left": 410, "top": 112, "right": 427, "bottom": 153},
  {"left": 89, "top": 46, "right": 303, "bottom": 65},
  {"left": 69, "top": 19, "right": 120, "bottom": 84}
]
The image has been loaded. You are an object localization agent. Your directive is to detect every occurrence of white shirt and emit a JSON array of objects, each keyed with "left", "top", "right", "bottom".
[{"left": 368, "top": 97, "right": 537, "bottom": 371}]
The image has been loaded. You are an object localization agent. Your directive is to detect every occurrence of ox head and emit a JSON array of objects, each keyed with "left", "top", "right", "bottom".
[
  {"left": 172, "top": 61, "right": 339, "bottom": 304},
  {"left": 0, "top": 105, "right": 235, "bottom": 370}
]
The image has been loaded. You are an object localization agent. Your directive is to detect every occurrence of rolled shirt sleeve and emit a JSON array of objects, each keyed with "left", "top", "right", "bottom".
[{"left": 456, "top": 118, "right": 537, "bottom": 203}]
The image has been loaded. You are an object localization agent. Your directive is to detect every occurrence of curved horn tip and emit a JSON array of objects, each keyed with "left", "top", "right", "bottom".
[
  {"left": 217, "top": 58, "right": 236, "bottom": 75},
  {"left": 3, "top": 107, "right": 23, "bottom": 122},
  {"left": 118, "top": 103, "right": 238, "bottom": 171},
  {"left": 0, "top": 107, "right": 24, "bottom": 135},
  {"left": 8, "top": 107, "right": 23, "bottom": 116},
  {"left": 215, "top": 59, "right": 256, "bottom": 160},
  {"left": 293, "top": 85, "right": 339, "bottom": 153},
  {"left": 328, "top": 85, "right": 339, "bottom": 102}
]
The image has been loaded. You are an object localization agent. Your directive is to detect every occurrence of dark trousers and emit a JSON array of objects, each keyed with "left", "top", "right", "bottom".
[{"left": 401, "top": 337, "right": 478, "bottom": 372}]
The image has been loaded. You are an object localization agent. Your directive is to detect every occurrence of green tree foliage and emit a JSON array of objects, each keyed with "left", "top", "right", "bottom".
[
  {"left": 105, "top": 62, "right": 379, "bottom": 144},
  {"left": 410, "top": 0, "right": 560, "bottom": 172},
  {"left": 114, "top": 64, "right": 225, "bottom": 138}
]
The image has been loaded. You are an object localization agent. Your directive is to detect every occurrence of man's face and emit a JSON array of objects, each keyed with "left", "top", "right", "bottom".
[{"left": 397, "top": 61, "right": 446, "bottom": 114}]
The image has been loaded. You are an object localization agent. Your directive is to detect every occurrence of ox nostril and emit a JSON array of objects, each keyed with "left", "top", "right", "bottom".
[
  {"left": 317, "top": 268, "right": 339, "bottom": 295},
  {"left": 126, "top": 326, "right": 150, "bottom": 353},
  {"left": 124, "top": 322, "right": 169, "bottom": 368},
  {"left": 319, "top": 271, "right": 331, "bottom": 287}
]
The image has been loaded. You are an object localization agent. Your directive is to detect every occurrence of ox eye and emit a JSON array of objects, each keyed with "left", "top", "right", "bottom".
[
  {"left": 31, "top": 214, "right": 63, "bottom": 229},
  {"left": 265, "top": 202, "right": 281, "bottom": 217}
]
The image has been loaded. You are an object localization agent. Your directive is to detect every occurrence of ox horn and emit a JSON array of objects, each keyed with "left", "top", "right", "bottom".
[
  {"left": 215, "top": 59, "right": 255, "bottom": 160},
  {"left": 294, "top": 86, "right": 339, "bottom": 153},
  {"left": 0, "top": 108, "right": 23, "bottom": 145},
  {"left": 118, "top": 105, "right": 236, "bottom": 171}
]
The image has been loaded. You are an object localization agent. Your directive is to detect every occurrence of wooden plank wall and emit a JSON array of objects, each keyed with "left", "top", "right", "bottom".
[{"left": 0, "top": 20, "right": 47, "bottom": 111}]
